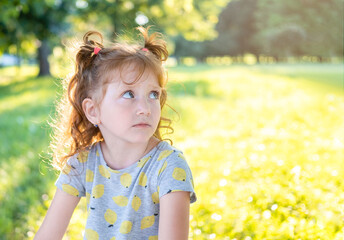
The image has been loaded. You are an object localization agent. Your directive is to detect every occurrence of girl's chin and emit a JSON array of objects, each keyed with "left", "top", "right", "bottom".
[{"left": 126, "top": 135, "right": 155, "bottom": 144}]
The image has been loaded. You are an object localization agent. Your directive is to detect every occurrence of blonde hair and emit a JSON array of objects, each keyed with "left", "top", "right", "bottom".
[{"left": 50, "top": 27, "right": 173, "bottom": 170}]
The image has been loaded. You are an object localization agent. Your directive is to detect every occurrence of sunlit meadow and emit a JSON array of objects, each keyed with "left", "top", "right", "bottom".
[{"left": 0, "top": 64, "right": 343, "bottom": 239}]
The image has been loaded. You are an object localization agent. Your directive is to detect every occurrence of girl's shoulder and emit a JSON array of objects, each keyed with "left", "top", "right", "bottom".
[
  {"left": 60, "top": 143, "right": 98, "bottom": 176},
  {"left": 153, "top": 141, "right": 188, "bottom": 164},
  {"left": 156, "top": 140, "right": 181, "bottom": 152},
  {"left": 65, "top": 143, "right": 98, "bottom": 166},
  {"left": 153, "top": 141, "right": 197, "bottom": 203}
]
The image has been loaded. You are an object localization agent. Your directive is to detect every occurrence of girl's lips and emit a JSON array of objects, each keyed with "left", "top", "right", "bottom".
[{"left": 133, "top": 123, "right": 150, "bottom": 127}]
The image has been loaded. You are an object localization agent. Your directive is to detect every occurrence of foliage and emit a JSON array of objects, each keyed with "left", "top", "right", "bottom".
[
  {"left": 211, "top": 0, "right": 259, "bottom": 57},
  {"left": 3, "top": 0, "right": 342, "bottom": 73},
  {"left": 173, "top": 0, "right": 343, "bottom": 60},
  {"left": 0, "top": 0, "right": 79, "bottom": 75},
  {"left": 0, "top": 0, "right": 229, "bottom": 74},
  {"left": 152, "top": 0, "right": 229, "bottom": 41},
  {"left": 1, "top": 63, "right": 343, "bottom": 239},
  {"left": 255, "top": 0, "right": 343, "bottom": 58},
  {"left": 0, "top": 0, "right": 76, "bottom": 53}
]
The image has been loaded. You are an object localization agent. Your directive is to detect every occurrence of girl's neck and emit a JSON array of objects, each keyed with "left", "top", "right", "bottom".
[{"left": 100, "top": 137, "right": 160, "bottom": 170}]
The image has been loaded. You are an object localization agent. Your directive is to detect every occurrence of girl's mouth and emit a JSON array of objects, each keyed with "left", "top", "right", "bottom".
[{"left": 133, "top": 123, "right": 150, "bottom": 128}]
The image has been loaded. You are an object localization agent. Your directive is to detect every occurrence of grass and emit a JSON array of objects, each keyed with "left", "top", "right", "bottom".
[
  {"left": 0, "top": 63, "right": 343, "bottom": 239},
  {"left": 0, "top": 67, "right": 59, "bottom": 239}
]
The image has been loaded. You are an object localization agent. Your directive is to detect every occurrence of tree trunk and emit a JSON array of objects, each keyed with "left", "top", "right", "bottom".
[
  {"left": 38, "top": 39, "right": 51, "bottom": 76},
  {"left": 16, "top": 41, "right": 21, "bottom": 67},
  {"left": 254, "top": 53, "right": 260, "bottom": 64}
]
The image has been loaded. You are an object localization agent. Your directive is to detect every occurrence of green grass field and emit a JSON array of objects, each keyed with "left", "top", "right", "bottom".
[{"left": 0, "top": 63, "right": 343, "bottom": 239}]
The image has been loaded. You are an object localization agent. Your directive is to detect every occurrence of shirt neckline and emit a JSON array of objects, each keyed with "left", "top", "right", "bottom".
[{"left": 96, "top": 141, "right": 165, "bottom": 172}]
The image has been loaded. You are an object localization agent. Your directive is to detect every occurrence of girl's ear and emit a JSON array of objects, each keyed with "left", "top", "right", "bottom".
[{"left": 82, "top": 98, "right": 100, "bottom": 125}]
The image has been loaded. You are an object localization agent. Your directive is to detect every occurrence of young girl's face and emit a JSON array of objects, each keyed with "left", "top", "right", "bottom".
[{"left": 97, "top": 66, "right": 162, "bottom": 145}]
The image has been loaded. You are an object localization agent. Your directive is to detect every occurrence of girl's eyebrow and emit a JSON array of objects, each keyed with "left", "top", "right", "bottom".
[
  {"left": 148, "top": 85, "right": 162, "bottom": 90},
  {"left": 146, "top": 82, "right": 162, "bottom": 88}
]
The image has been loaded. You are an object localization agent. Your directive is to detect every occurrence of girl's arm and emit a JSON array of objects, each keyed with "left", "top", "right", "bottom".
[
  {"left": 34, "top": 188, "right": 80, "bottom": 240},
  {"left": 158, "top": 191, "right": 191, "bottom": 240}
]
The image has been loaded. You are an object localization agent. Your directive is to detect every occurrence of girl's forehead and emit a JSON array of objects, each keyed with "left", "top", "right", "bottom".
[{"left": 108, "top": 67, "right": 160, "bottom": 87}]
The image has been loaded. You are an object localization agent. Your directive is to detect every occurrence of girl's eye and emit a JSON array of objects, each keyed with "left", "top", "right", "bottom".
[
  {"left": 149, "top": 91, "right": 160, "bottom": 99},
  {"left": 122, "top": 91, "right": 134, "bottom": 99}
]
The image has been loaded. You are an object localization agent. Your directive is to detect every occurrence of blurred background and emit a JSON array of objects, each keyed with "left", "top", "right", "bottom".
[{"left": 0, "top": 0, "right": 343, "bottom": 239}]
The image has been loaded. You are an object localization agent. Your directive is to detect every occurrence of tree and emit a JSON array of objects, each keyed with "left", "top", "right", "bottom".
[
  {"left": 172, "top": 0, "right": 261, "bottom": 61},
  {"left": 155, "top": 0, "right": 231, "bottom": 60},
  {"left": 0, "top": 1, "right": 30, "bottom": 66},
  {"left": 1, "top": 0, "right": 231, "bottom": 74},
  {"left": 209, "top": 0, "right": 259, "bottom": 58},
  {"left": 255, "top": 0, "right": 343, "bottom": 60},
  {"left": 73, "top": 0, "right": 230, "bottom": 46},
  {"left": 150, "top": 0, "right": 229, "bottom": 41},
  {"left": 0, "top": 0, "right": 77, "bottom": 76},
  {"left": 173, "top": 35, "right": 208, "bottom": 62}
]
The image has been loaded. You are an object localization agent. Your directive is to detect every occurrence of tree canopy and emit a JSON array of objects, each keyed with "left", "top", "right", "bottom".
[
  {"left": 255, "top": 0, "right": 343, "bottom": 59},
  {"left": 0, "top": 0, "right": 342, "bottom": 73},
  {"left": 0, "top": 0, "right": 228, "bottom": 74},
  {"left": 173, "top": 0, "right": 343, "bottom": 61}
]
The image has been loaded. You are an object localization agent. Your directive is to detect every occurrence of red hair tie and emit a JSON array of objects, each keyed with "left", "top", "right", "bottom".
[
  {"left": 141, "top": 48, "right": 149, "bottom": 52},
  {"left": 94, "top": 47, "right": 101, "bottom": 55}
]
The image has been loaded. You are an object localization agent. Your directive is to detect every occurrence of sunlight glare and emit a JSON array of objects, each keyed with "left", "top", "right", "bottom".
[
  {"left": 223, "top": 168, "right": 230, "bottom": 176},
  {"left": 219, "top": 179, "right": 227, "bottom": 187},
  {"left": 209, "top": 233, "right": 216, "bottom": 239},
  {"left": 194, "top": 229, "right": 202, "bottom": 235},
  {"left": 263, "top": 210, "right": 271, "bottom": 219},
  {"left": 211, "top": 213, "right": 222, "bottom": 221},
  {"left": 271, "top": 204, "right": 278, "bottom": 211}
]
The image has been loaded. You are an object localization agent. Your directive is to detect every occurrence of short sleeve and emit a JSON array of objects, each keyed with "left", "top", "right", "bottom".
[
  {"left": 158, "top": 151, "right": 196, "bottom": 203},
  {"left": 55, "top": 153, "right": 87, "bottom": 198}
]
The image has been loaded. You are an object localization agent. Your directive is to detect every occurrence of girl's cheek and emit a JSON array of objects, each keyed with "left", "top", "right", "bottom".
[
  {"left": 153, "top": 101, "right": 161, "bottom": 111},
  {"left": 117, "top": 98, "right": 132, "bottom": 106},
  {"left": 155, "top": 106, "right": 162, "bottom": 117}
]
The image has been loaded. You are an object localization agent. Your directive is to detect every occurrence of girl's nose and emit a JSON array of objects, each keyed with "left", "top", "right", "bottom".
[{"left": 136, "top": 98, "right": 151, "bottom": 116}]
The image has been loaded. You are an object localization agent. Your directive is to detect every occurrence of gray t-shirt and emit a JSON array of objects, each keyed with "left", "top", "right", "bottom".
[{"left": 55, "top": 141, "right": 196, "bottom": 240}]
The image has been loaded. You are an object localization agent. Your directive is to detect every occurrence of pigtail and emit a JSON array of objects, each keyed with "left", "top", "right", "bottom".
[
  {"left": 70, "top": 31, "right": 104, "bottom": 114},
  {"left": 68, "top": 31, "right": 105, "bottom": 150},
  {"left": 75, "top": 31, "right": 104, "bottom": 72},
  {"left": 50, "top": 32, "right": 106, "bottom": 170},
  {"left": 137, "top": 26, "right": 168, "bottom": 61}
]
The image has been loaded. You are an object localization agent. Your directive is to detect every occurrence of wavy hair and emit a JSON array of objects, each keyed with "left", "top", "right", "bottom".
[{"left": 50, "top": 27, "right": 174, "bottom": 170}]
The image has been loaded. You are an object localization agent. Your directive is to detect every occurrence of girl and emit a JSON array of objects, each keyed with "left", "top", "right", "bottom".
[{"left": 35, "top": 27, "right": 196, "bottom": 240}]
